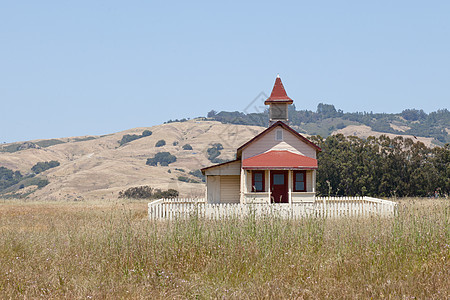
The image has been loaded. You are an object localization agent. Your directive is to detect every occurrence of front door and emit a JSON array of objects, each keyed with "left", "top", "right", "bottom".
[{"left": 270, "top": 171, "right": 288, "bottom": 203}]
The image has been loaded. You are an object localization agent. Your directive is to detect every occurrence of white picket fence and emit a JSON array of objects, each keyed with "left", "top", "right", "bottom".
[{"left": 148, "top": 197, "right": 397, "bottom": 220}]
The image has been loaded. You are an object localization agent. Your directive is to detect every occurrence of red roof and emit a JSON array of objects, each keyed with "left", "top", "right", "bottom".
[
  {"left": 264, "top": 75, "right": 293, "bottom": 104},
  {"left": 242, "top": 150, "right": 318, "bottom": 170}
]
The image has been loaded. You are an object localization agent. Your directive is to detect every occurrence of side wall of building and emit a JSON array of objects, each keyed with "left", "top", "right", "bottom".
[{"left": 205, "top": 160, "right": 241, "bottom": 204}]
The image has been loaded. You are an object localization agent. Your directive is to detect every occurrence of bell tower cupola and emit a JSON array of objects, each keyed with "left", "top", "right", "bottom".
[{"left": 264, "top": 74, "right": 294, "bottom": 126}]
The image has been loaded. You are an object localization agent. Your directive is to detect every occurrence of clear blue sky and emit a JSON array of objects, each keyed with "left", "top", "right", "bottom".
[{"left": 1, "top": 1, "right": 449, "bottom": 143}]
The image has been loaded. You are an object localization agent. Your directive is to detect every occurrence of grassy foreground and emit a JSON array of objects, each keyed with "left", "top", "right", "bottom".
[{"left": 0, "top": 198, "right": 448, "bottom": 299}]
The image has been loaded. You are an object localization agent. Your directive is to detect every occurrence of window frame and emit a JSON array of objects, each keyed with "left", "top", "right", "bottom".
[
  {"left": 251, "top": 170, "right": 265, "bottom": 192},
  {"left": 293, "top": 170, "right": 306, "bottom": 192},
  {"left": 276, "top": 129, "right": 283, "bottom": 141}
]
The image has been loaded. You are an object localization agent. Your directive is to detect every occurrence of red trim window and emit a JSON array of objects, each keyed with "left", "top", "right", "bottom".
[
  {"left": 293, "top": 171, "right": 306, "bottom": 192},
  {"left": 252, "top": 171, "right": 265, "bottom": 192}
]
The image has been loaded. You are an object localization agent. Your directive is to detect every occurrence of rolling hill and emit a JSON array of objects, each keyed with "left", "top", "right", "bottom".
[
  {"left": 0, "top": 120, "right": 264, "bottom": 200},
  {"left": 0, "top": 115, "right": 447, "bottom": 201}
]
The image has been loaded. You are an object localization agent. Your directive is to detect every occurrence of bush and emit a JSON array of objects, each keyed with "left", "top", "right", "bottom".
[
  {"left": 119, "top": 130, "right": 153, "bottom": 146},
  {"left": 119, "top": 134, "right": 141, "bottom": 146},
  {"left": 189, "top": 169, "right": 206, "bottom": 182},
  {"left": 0, "top": 167, "right": 23, "bottom": 192},
  {"left": 31, "top": 161, "right": 60, "bottom": 174},
  {"left": 118, "top": 186, "right": 178, "bottom": 199},
  {"left": 177, "top": 176, "right": 199, "bottom": 183},
  {"left": 207, "top": 143, "right": 224, "bottom": 163},
  {"left": 146, "top": 152, "right": 177, "bottom": 166},
  {"left": 177, "top": 176, "right": 190, "bottom": 183},
  {"left": 182, "top": 144, "right": 193, "bottom": 150},
  {"left": 155, "top": 140, "right": 166, "bottom": 147},
  {"left": 142, "top": 130, "right": 153, "bottom": 137}
]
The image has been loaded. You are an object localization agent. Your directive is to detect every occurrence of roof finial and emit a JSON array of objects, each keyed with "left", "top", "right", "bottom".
[{"left": 277, "top": 73, "right": 280, "bottom": 78}]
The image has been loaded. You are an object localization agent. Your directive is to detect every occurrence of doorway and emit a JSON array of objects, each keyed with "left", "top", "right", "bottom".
[{"left": 270, "top": 170, "right": 288, "bottom": 203}]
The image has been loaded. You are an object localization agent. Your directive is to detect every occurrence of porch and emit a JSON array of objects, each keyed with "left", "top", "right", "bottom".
[{"left": 241, "top": 169, "right": 317, "bottom": 204}]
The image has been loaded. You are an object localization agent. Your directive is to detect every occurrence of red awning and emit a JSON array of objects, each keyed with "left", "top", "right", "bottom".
[{"left": 242, "top": 150, "right": 317, "bottom": 170}]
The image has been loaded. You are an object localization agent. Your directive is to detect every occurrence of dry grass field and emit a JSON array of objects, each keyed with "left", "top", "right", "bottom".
[{"left": 0, "top": 198, "right": 448, "bottom": 299}]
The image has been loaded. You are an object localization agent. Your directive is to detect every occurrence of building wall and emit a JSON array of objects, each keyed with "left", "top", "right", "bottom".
[
  {"left": 206, "top": 175, "right": 221, "bottom": 204},
  {"left": 203, "top": 160, "right": 241, "bottom": 176},
  {"left": 220, "top": 175, "right": 240, "bottom": 203},
  {"left": 306, "top": 171, "right": 313, "bottom": 192},
  {"left": 242, "top": 126, "right": 316, "bottom": 160}
]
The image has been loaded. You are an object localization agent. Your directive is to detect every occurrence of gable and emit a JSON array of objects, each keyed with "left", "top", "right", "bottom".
[
  {"left": 240, "top": 124, "right": 318, "bottom": 160},
  {"left": 202, "top": 159, "right": 241, "bottom": 176}
]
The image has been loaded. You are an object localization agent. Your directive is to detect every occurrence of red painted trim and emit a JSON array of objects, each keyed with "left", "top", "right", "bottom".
[
  {"left": 251, "top": 170, "right": 265, "bottom": 192},
  {"left": 293, "top": 170, "right": 307, "bottom": 192},
  {"left": 243, "top": 166, "right": 317, "bottom": 170}
]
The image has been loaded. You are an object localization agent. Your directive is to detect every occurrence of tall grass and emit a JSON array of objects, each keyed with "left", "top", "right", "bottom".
[{"left": 0, "top": 199, "right": 448, "bottom": 299}]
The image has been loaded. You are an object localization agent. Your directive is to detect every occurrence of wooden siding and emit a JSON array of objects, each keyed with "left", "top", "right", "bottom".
[
  {"left": 220, "top": 175, "right": 240, "bottom": 204},
  {"left": 306, "top": 171, "right": 313, "bottom": 192},
  {"left": 206, "top": 175, "right": 221, "bottom": 204},
  {"left": 204, "top": 160, "right": 241, "bottom": 176},
  {"left": 270, "top": 103, "right": 288, "bottom": 120},
  {"left": 242, "top": 126, "right": 316, "bottom": 160}
]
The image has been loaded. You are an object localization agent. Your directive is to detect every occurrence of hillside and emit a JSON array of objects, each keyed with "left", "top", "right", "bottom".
[
  {"left": 0, "top": 120, "right": 264, "bottom": 200},
  {"left": 0, "top": 116, "right": 447, "bottom": 201},
  {"left": 207, "top": 104, "right": 449, "bottom": 146}
]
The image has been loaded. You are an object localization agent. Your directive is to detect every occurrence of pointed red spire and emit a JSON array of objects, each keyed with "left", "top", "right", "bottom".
[{"left": 264, "top": 74, "right": 293, "bottom": 105}]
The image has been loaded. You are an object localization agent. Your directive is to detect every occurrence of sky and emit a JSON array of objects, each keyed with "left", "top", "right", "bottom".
[{"left": 1, "top": 1, "right": 449, "bottom": 143}]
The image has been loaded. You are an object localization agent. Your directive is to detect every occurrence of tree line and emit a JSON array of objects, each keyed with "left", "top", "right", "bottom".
[
  {"left": 207, "top": 105, "right": 450, "bottom": 144},
  {"left": 310, "top": 134, "right": 449, "bottom": 197}
]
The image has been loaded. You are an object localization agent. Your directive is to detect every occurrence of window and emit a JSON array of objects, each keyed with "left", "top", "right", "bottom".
[
  {"left": 252, "top": 171, "right": 265, "bottom": 192},
  {"left": 276, "top": 129, "right": 283, "bottom": 141},
  {"left": 273, "top": 174, "right": 284, "bottom": 185},
  {"left": 293, "top": 171, "right": 306, "bottom": 192}
]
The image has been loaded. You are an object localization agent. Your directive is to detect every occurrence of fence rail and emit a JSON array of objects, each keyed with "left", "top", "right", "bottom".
[{"left": 148, "top": 197, "right": 397, "bottom": 220}]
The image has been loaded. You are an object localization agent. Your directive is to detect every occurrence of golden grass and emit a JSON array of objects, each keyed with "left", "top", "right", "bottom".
[{"left": 0, "top": 198, "right": 448, "bottom": 299}]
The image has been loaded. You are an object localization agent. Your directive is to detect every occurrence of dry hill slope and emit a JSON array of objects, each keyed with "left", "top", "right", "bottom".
[
  {"left": 1, "top": 119, "right": 438, "bottom": 201},
  {"left": 1, "top": 120, "right": 264, "bottom": 200}
]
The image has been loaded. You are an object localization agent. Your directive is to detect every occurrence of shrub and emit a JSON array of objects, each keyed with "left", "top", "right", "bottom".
[
  {"left": 119, "top": 134, "right": 141, "bottom": 146},
  {"left": 155, "top": 140, "right": 166, "bottom": 147},
  {"left": 142, "top": 130, "right": 153, "bottom": 137},
  {"left": 146, "top": 152, "right": 177, "bottom": 166},
  {"left": 118, "top": 186, "right": 178, "bottom": 199},
  {"left": 35, "top": 139, "right": 66, "bottom": 148},
  {"left": 119, "top": 130, "right": 153, "bottom": 146},
  {"left": 0, "top": 167, "right": 23, "bottom": 192},
  {"left": 207, "top": 143, "right": 225, "bottom": 163},
  {"left": 177, "top": 176, "right": 190, "bottom": 183},
  {"left": 31, "top": 160, "right": 60, "bottom": 174},
  {"left": 182, "top": 144, "right": 193, "bottom": 150},
  {"left": 177, "top": 176, "right": 199, "bottom": 183},
  {"left": 189, "top": 169, "right": 206, "bottom": 182},
  {"left": 153, "top": 188, "right": 179, "bottom": 198}
]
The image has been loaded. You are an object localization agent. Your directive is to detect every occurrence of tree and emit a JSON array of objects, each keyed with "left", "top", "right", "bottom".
[
  {"left": 182, "top": 144, "right": 193, "bottom": 150},
  {"left": 146, "top": 152, "right": 176, "bottom": 166},
  {"left": 142, "top": 130, "right": 153, "bottom": 137},
  {"left": 155, "top": 140, "right": 166, "bottom": 147},
  {"left": 31, "top": 161, "right": 60, "bottom": 174}
]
